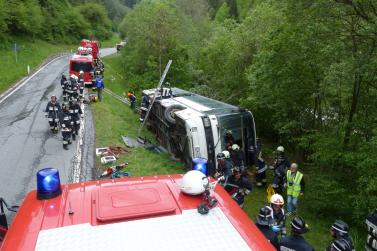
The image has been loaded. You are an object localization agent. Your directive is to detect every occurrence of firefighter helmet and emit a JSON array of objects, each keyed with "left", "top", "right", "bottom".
[
  {"left": 331, "top": 220, "right": 349, "bottom": 237},
  {"left": 180, "top": 170, "right": 206, "bottom": 195},
  {"left": 331, "top": 238, "right": 353, "bottom": 251},
  {"left": 256, "top": 206, "right": 273, "bottom": 226},
  {"left": 216, "top": 152, "right": 225, "bottom": 160},
  {"left": 222, "top": 150, "right": 230, "bottom": 159},
  {"left": 79, "top": 70, "right": 84, "bottom": 74},
  {"left": 231, "top": 144, "right": 240, "bottom": 151},
  {"left": 277, "top": 146, "right": 284, "bottom": 152},
  {"left": 270, "top": 194, "right": 284, "bottom": 205},
  {"left": 291, "top": 216, "right": 310, "bottom": 234}
]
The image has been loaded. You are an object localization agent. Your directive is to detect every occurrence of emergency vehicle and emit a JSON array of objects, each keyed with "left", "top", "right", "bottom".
[
  {"left": 80, "top": 39, "right": 100, "bottom": 60},
  {"left": 0, "top": 168, "right": 275, "bottom": 250},
  {"left": 69, "top": 54, "right": 94, "bottom": 87},
  {"left": 142, "top": 87, "right": 257, "bottom": 175}
]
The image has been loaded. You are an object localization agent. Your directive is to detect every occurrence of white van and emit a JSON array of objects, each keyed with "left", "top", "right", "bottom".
[{"left": 143, "top": 87, "right": 257, "bottom": 175}]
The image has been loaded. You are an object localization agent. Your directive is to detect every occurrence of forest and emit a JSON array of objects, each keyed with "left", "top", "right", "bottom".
[
  {"left": 117, "top": 0, "right": 377, "bottom": 234},
  {"left": 0, "top": 0, "right": 138, "bottom": 43}
]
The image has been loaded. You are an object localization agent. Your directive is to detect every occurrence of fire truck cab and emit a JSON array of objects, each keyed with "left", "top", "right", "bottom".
[
  {"left": 0, "top": 169, "right": 275, "bottom": 250},
  {"left": 69, "top": 54, "right": 94, "bottom": 86}
]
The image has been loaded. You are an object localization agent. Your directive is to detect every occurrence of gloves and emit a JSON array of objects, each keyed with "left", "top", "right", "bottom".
[
  {"left": 44, "top": 113, "right": 48, "bottom": 118},
  {"left": 272, "top": 225, "right": 281, "bottom": 233}
]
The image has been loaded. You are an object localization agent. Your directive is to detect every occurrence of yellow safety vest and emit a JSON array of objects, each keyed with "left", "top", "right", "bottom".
[{"left": 286, "top": 170, "right": 303, "bottom": 198}]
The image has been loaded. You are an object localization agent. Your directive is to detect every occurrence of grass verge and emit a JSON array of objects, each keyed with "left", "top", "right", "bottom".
[
  {"left": 0, "top": 37, "right": 76, "bottom": 94},
  {"left": 92, "top": 53, "right": 364, "bottom": 250}
]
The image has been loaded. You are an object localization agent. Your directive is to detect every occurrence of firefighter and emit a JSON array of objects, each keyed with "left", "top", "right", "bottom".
[
  {"left": 140, "top": 92, "right": 150, "bottom": 122},
  {"left": 255, "top": 206, "right": 279, "bottom": 249},
  {"left": 326, "top": 220, "right": 355, "bottom": 251},
  {"left": 279, "top": 216, "right": 314, "bottom": 251},
  {"left": 329, "top": 238, "right": 354, "bottom": 251},
  {"left": 78, "top": 71, "right": 85, "bottom": 99},
  {"left": 366, "top": 208, "right": 377, "bottom": 251},
  {"left": 60, "top": 74, "right": 68, "bottom": 102},
  {"left": 225, "top": 130, "right": 234, "bottom": 150},
  {"left": 270, "top": 193, "right": 287, "bottom": 237},
  {"left": 215, "top": 152, "right": 233, "bottom": 180},
  {"left": 66, "top": 75, "right": 76, "bottom": 102},
  {"left": 255, "top": 138, "right": 267, "bottom": 187},
  {"left": 284, "top": 163, "right": 305, "bottom": 216},
  {"left": 128, "top": 91, "right": 136, "bottom": 112},
  {"left": 224, "top": 166, "right": 252, "bottom": 208},
  {"left": 44, "top": 95, "right": 61, "bottom": 133},
  {"left": 230, "top": 144, "right": 245, "bottom": 168},
  {"left": 60, "top": 105, "right": 72, "bottom": 150},
  {"left": 271, "top": 146, "right": 290, "bottom": 194},
  {"left": 69, "top": 98, "right": 83, "bottom": 141}
]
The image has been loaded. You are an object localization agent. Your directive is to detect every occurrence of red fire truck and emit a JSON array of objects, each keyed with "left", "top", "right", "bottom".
[
  {"left": 69, "top": 54, "right": 94, "bottom": 87},
  {"left": 80, "top": 39, "right": 100, "bottom": 60},
  {"left": 0, "top": 168, "right": 275, "bottom": 250}
]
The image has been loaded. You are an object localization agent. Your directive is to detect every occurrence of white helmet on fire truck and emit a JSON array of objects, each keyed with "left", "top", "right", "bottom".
[
  {"left": 180, "top": 170, "right": 207, "bottom": 195},
  {"left": 222, "top": 150, "right": 230, "bottom": 159},
  {"left": 270, "top": 194, "right": 284, "bottom": 205},
  {"left": 277, "top": 146, "right": 285, "bottom": 152}
]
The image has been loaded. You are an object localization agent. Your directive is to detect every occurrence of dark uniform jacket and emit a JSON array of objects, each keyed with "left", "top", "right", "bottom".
[
  {"left": 279, "top": 235, "right": 314, "bottom": 251},
  {"left": 257, "top": 224, "right": 279, "bottom": 249}
]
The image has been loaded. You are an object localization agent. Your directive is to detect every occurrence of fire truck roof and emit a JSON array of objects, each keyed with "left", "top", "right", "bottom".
[{"left": 2, "top": 174, "right": 275, "bottom": 251}]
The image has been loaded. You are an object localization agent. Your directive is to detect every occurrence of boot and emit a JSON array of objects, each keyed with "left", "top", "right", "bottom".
[
  {"left": 72, "top": 134, "right": 76, "bottom": 141},
  {"left": 63, "top": 144, "right": 68, "bottom": 150}
]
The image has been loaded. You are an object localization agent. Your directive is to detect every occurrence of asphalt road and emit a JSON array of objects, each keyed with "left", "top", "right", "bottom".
[{"left": 0, "top": 48, "right": 116, "bottom": 220}]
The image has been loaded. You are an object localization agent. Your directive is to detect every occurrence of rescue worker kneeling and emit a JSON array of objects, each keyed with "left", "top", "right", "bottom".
[
  {"left": 69, "top": 98, "right": 83, "bottom": 141},
  {"left": 224, "top": 166, "right": 252, "bottom": 208},
  {"left": 279, "top": 216, "right": 314, "bottom": 251},
  {"left": 60, "top": 106, "right": 73, "bottom": 150}
]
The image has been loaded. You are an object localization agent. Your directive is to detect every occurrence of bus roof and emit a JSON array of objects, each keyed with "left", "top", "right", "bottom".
[{"left": 2, "top": 174, "right": 275, "bottom": 251}]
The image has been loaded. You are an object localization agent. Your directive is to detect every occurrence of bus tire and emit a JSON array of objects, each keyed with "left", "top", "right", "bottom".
[{"left": 164, "top": 104, "right": 185, "bottom": 124}]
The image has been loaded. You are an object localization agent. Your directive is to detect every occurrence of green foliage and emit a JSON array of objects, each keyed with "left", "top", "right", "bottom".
[
  {"left": 0, "top": 0, "right": 121, "bottom": 42},
  {"left": 214, "top": 2, "right": 230, "bottom": 22},
  {"left": 77, "top": 3, "right": 112, "bottom": 40}
]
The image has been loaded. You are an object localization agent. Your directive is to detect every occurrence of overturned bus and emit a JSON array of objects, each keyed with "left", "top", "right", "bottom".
[{"left": 142, "top": 88, "right": 257, "bottom": 175}]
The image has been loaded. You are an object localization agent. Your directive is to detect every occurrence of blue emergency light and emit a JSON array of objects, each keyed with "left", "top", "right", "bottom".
[
  {"left": 192, "top": 158, "right": 208, "bottom": 176},
  {"left": 36, "top": 168, "right": 62, "bottom": 200}
]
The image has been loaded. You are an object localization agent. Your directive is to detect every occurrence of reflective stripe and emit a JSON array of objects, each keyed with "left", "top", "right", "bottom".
[
  {"left": 257, "top": 166, "right": 267, "bottom": 173},
  {"left": 74, "top": 109, "right": 79, "bottom": 113},
  {"left": 49, "top": 107, "right": 53, "bottom": 111},
  {"left": 69, "top": 110, "right": 73, "bottom": 113},
  {"left": 287, "top": 170, "right": 303, "bottom": 197}
]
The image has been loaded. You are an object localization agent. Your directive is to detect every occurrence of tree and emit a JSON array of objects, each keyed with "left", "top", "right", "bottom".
[{"left": 77, "top": 3, "right": 112, "bottom": 39}]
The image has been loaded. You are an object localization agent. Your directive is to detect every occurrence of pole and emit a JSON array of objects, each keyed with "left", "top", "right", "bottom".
[
  {"left": 138, "top": 60, "right": 172, "bottom": 136},
  {"left": 27, "top": 65, "right": 30, "bottom": 74}
]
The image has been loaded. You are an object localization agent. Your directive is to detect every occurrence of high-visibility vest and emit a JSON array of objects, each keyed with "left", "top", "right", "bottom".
[{"left": 286, "top": 170, "right": 303, "bottom": 197}]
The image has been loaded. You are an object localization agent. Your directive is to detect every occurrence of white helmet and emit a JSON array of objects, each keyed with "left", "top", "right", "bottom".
[
  {"left": 277, "top": 146, "right": 284, "bottom": 152},
  {"left": 231, "top": 144, "right": 240, "bottom": 151},
  {"left": 270, "top": 194, "right": 284, "bottom": 205},
  {"left": 180, "top": 170, "right": 207, "bottom": 195},
  {"left": 222, "top": 150, "right": 230, "bottom": 159},
  {"left": 79, "top": 70, "right": 84, "bottom": 74},
  {"left": 70, "top": 74, "right": 76, "bottom": 79}
]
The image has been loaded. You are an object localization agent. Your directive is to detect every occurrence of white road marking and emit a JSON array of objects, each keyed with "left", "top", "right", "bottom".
[{"left": 0, "top": 54, "right": 69, "bottom": 105}]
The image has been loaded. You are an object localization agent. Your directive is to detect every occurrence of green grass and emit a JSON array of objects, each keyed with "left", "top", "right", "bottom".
[
  {"left": 93, "top": 53, "right": 364, "bottom": 250},
  {"left": 0, "top": 38, "right": 76, "bottom": 94},
  {"left": 101, "top": 33, "right": 122, "bottom": 48}
]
